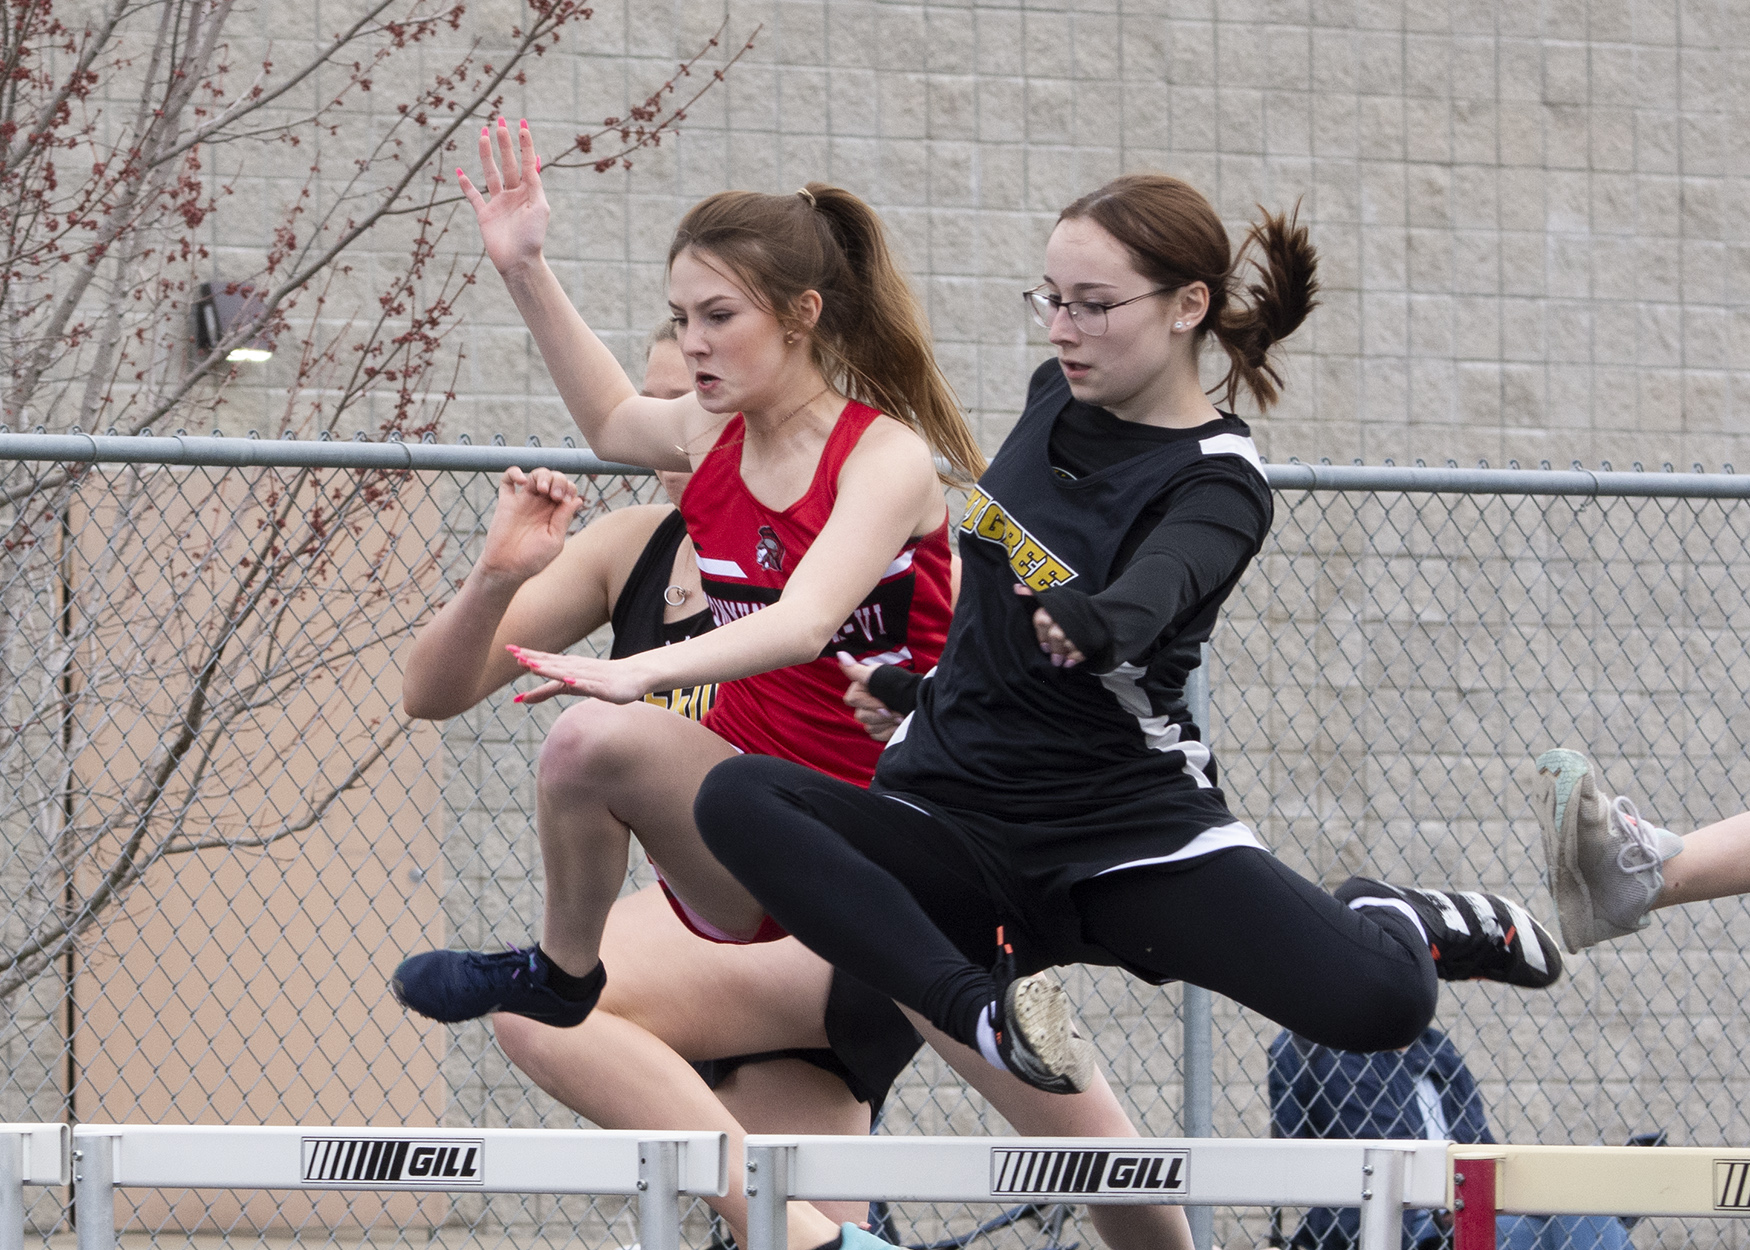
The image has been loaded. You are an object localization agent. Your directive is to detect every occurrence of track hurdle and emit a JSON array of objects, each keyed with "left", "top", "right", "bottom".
[
  {"left": 70, "top": 1126, "right": 726, "bottom": 1250},
  {"left": 0, "top": 1125, "right": 69, "bottom": 1250},
  {"left": 744, "top": 1135, "right": 1451, "bottom": 1250},
  {"left": 1450, "top": 1145, "right": 1750, "bottom": 1250}
]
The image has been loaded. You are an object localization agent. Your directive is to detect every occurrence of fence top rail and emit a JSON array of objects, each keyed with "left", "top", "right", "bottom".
[
  {"left": 1264, "top": 461, "right": 1750, "bottom": 498},
  {"left": 0, "top": 431, "right": 643, "bottom": 476},
  {"left": 70, "top": 1125, "right": 727, "bottom": 1196},
  {"left": 2, "top": 432, "right": 1748, "bottom": 498}
]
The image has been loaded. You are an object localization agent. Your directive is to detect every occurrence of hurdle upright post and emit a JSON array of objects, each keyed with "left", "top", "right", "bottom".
[
  {"left": 1183, "top": 644, "right": 1216, "bottom": 1250},
  {"left": 1357, "top": 1146, "right": 1411, "bottom": 1250},
  {"left": 73, "top": 1131, "right": 116, "bottom": 1250},
  {"left": 1450, "top": 1153, "right": 1497, "bottom": 1250},
  {"left": 0, "top": 1131, "right": 21, "bottom": 1250},
  {"left": 639, "top": 1139, "right": 682, "bottom": 1250},
  {"left": 745, "top": 1141, "right": 789, "bottom": 1250}
]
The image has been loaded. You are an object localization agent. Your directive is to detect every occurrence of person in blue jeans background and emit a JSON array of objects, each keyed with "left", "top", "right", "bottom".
[{"left": 1269, "top": 1028, "right": 1638, "bottom": 1250}]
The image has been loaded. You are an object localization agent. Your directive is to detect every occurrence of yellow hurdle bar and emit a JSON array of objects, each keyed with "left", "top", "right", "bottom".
[{"left": 1449, "top": 1146, "right": 1750, "bottom": 1218}]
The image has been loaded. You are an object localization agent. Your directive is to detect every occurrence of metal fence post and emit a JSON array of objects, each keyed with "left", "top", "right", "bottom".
[
  {"left": 73, "top": 1134, "right": 114, "bottom": 1250},
  {"left": 638, "top": 1139, "right": 681, "bottom": 1250},
  {"left": 1183, "top": 643, "right": 1215, "bottom": 1250},
  {"left": 745, "top": 1142, "right": 789, "bottom": 1250},
  {"left": 0, "top": 1132, "right": 21, "bottom": 1250}
]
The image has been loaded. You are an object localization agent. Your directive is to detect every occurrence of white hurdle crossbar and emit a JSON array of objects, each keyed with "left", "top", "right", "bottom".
[
  {"left": 744, "top": 1135, "right": 1451, "bottom": 1250},
  {"left": 71, "top": 1125, "right": 726, "bottom": 1250},
  {"left": 0, "top": 1125, "right": 70, "bottom": 1250}
]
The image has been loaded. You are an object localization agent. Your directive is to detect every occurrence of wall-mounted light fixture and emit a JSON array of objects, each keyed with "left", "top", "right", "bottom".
[{"left": 194, "top": 280, "right": 274, "bottom": 363}]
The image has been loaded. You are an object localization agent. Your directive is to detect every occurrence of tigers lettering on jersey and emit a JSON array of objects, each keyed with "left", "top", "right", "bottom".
[
  {"left": 643, "top": 682, "right": 719, "bottom": 721},
  {"left": 959, "top": 487, "right": 1079, "bottom": 591}
]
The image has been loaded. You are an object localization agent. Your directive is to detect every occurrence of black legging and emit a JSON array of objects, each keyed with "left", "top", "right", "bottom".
[{"left": 696, "top": 754, "right": 1437, "bottom": 1054}]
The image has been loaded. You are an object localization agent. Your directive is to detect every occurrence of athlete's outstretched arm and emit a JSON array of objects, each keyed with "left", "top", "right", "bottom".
[
  {"left": 457, "top": 119, "right": 705, "bottom": 471},
  {"left": 402, "top": 467, "right": 667, "bottom": 719},
  {"left": 512, "top": 419, "right": 944, "bottom": 704}
]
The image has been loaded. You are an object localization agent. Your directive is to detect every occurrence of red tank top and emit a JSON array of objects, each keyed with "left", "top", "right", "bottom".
[{"left": 680, "top": 400, "right": 953, "bottom": 785}]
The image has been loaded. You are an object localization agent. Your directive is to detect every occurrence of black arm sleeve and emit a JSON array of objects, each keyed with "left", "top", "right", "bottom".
[
  {"left": 866, "top": 662, "right": 924, "bottom": 714},
  {"left": 1034, "top": 463, "right": 1271, "bottom": 671}
]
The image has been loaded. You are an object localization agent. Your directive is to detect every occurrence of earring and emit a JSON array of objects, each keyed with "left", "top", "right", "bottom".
[
  {"left": 1174, "top": 321, "right": 1186, "bottom": 331},
  {"left": 785, "top": 333, "right": 795, "bottom": 345}
]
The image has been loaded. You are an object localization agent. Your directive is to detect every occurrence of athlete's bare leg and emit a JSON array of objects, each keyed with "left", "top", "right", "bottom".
[
  {"left": 1655, "top": 809, "right": 1750, "bottom": 908},
  {"left": 905, "top": 1011, "right": 1195, "bottom": 1250},
  {"left": 534, "top": 702, "right": 769, "bottom": 976},
  {"left": 496, "top": 888, "right": 862, "bottom": 1248}
]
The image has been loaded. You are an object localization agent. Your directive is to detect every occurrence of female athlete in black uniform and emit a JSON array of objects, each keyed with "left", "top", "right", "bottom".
[{"left": 695, "top": 174, "right": 1564, "bottom": 1093}]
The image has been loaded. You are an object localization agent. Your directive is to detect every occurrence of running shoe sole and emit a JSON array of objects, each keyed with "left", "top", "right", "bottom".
[
  {"left": 1532, "top": 747, "right": 1595, "bottom": 954},
  {"left": 1002, "top": 971, "right": 1096, "bottom": 1094}
]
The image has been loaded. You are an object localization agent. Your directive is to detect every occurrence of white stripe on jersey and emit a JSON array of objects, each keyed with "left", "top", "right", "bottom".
[
  {"left": 697, "top": 556, "right": 748, "bottom": 578},
  {"left": 1097, "top": 662, "right": 1213, "bottom": 788},
  {"left": 883, "top": 549, "right": 915, "bottom": 577},
  {"left": 1199, "top": 431, "right": 1265, "bottom": 477},
  {"left": 862, "top": 646, "right": 914, "bottom": 667}
]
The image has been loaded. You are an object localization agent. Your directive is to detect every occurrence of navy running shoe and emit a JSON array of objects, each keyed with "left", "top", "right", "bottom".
[
  {"left": 391, "top": 946, "right": 602, "bottom": 1026},
  {"left": 1336, "top": 877, "right": 1563, "bottom": 989}
]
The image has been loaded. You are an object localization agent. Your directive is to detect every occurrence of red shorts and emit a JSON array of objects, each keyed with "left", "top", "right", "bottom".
[{"left": 655, "top": 869, "right": 789, "bottom": 944}]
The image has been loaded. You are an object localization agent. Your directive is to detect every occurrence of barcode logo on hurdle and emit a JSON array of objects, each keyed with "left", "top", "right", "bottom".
[
  {"left": 301, "top": 1137, "right": 484, "bottom": 1186},
  {"left": 1715, "top": 1161, "right": 1750, "bottom": 1209},
  {"left": 991, "top": 1148, "right": 1189, "bottom": 1197}
]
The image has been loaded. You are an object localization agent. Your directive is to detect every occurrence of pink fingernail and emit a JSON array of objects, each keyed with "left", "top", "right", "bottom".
[
  {"left": 456, "top": 168, "right": 464, "bottom": 178},
  {"left": 520, "top": 118, "right": 528, "bottom": 130},
  {"left": 513, "top": 694, "right": 525, "bottom": 703},
  {"left": 481, "top": 126, "right": 488, "bottom": 136},
  {"left": 535, "top": 156, "right": 540, "bottom": 172}
]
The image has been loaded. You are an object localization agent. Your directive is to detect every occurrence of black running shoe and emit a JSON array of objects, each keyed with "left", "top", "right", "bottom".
[
  {"left": 1336, "top": 878, "right": 1563, "bottom": 989},
  {"left": 990, "top": 928, "right": 1096, "bottom": 1095},
  {"left": 391, "top": 946, "right": 602, "bottom": 1026}
]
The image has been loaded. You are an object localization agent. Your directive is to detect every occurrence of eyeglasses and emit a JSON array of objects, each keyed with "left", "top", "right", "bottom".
[{"left": 1023, "top": 285, "right": 1175, "bottom": 337}]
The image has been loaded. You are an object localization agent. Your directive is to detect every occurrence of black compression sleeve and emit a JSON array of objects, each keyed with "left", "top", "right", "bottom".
[
  {"left": 866, "top": 663, "right": 922, "bottom": 714},
  {"left": 1034, "top": 468, "right": 1270, "bottom": 670}
]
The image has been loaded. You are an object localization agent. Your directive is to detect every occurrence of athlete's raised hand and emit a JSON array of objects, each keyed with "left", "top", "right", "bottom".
[
  {"left": 838, "top": 651, "right": 904, "bottom": 742},
  {"left": 456, "top": 117, "right": 549, "bottom": 276},
  {"left": 1011, "top": 584, "right": 1086, "bottom": 668},
  {"left": 507, "top": 646, "right": 653, "bottom": 706},
  {"left": 475, "top": 467, "right": 583, "bottom": 587}
]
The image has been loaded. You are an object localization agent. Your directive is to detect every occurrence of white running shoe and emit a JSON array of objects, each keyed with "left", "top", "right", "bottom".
[{"left": 1532, "top": 749, "right": 1683, "bottom": 953}]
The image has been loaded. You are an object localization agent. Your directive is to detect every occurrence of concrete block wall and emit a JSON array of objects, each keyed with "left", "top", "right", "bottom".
[{"left": 269, "top": 0, "right": 1749, "bottom": 473}]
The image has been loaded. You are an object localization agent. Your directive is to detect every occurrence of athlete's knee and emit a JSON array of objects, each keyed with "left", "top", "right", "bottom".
[
  {"left": 1308, "top": 969, "right": 1437, "bottom": 1052},
  {"left": 537, "top": 701, "right": 639, "bottom": 796},
  {"left": 491, "top": 1011, "right": 544, "bottom": 1069},
  {"left": 695, "top": 754, "right": 805, "bottom": 868}
]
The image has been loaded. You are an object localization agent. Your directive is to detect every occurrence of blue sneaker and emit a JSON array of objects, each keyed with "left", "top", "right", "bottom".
[{"left": 391, "top": 946, "right": 602, "bottom": 1026}]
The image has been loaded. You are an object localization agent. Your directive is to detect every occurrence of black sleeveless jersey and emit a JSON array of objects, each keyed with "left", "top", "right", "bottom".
[
  {"left": 609, "top": 508, "right": 717, "bottom": 719},
  {"left": 874, "top": 362, "right": 1269, "bottom": 857}
]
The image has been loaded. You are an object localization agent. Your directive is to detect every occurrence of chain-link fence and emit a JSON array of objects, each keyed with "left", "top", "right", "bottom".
[{"left": 1, "top": 436, "right": 1746, "bottom": 1250}]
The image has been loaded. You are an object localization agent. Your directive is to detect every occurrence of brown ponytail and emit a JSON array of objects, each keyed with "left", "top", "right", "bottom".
[
  {"left": 1058, "top": 175, "right": 1319, "bottom": 412},
  {"left": 669, "top": 186, "right": 985, "bottom": 480}
]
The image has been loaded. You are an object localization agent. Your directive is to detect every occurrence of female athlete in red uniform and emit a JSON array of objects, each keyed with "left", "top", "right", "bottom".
[{"left": 394, "top": 120, "right": 1200, "bottom": 1250}]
